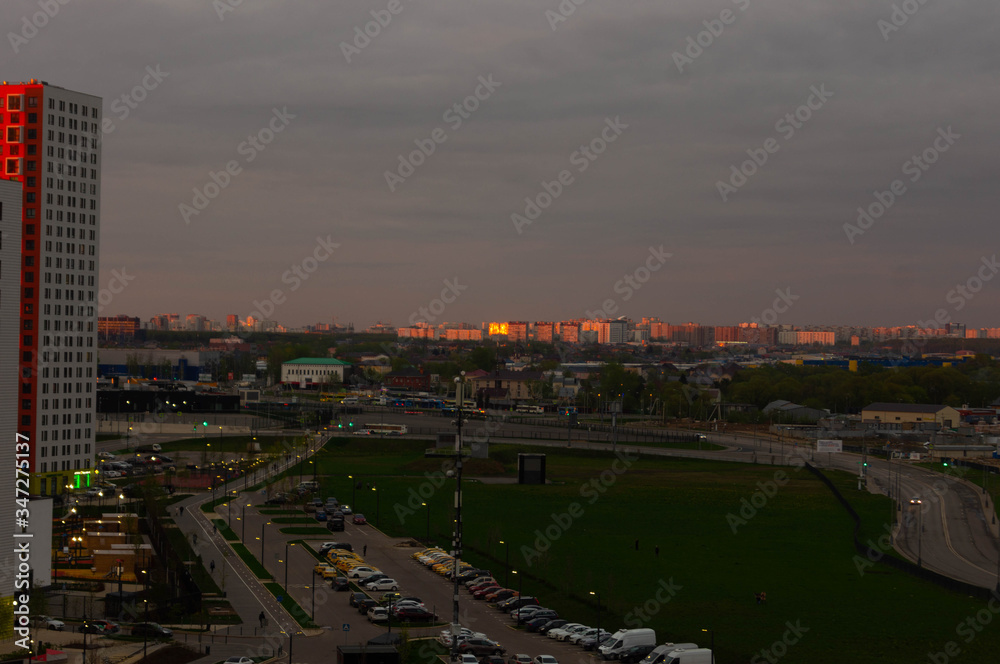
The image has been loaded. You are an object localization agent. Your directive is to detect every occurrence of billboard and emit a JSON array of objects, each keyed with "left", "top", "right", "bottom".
[{"left": 816, "top": 439, "right": 843, "bottom": 453}]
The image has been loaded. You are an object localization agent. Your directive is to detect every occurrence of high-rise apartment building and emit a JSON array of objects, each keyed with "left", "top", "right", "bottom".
[
  {"left": 1, "top": 80, "right": 102, "bottom": 496},
  {"left": 1, "top": 178, "right": 24, "bottom": 629}
]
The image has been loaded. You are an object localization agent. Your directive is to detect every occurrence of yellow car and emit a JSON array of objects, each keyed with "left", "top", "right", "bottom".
[{"left": 319, "top": 566, "right": 340, "bottom": 580}]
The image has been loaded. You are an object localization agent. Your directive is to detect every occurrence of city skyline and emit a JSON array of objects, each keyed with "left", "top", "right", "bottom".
[{"left": 3, "top": 1, "right": 998, "bottom": 328}]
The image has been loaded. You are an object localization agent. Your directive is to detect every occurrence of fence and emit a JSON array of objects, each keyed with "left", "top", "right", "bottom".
[{"left": 803, "top": 461, "right": 996, "bottom": 600}]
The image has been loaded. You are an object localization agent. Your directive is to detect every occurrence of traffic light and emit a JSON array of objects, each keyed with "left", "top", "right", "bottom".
[
  {"left": 943, "top": 461, "right": 949, "bottom": 467},
  {"left": 203, "top": 421, "right": 209, "bottom": 427},
  {"left": 338, "top": 423, "right": 343, "bottom": 429},
  {"left": 348, "top": 421, "right": 354, "bottom": 428}
]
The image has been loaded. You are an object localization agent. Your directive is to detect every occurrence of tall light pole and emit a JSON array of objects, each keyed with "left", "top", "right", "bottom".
[
  {"left": 512, "top": 570, "right": 523, "bottom": 626},
  {"left": 423, "top": 502, "right": 430, "bottom": 543},
  {"left": 260, "top": 521, "right": 270, "bottom": 561},
  {"left": 590, "top": 591, "right": 600, "bottom": 643},
  {"left": 311, "top": 568, "right": 317, "bottom": 622},
  {"left": 701, "top": 629, "right": 715, "bottom": 664},
  {"left": 372, "top": 487, "right": 380, "bottom": 527},
  {"left": 450, "top": 373, "right": 466, "bottom": 661},
  {"left": 284, "top": 542, "right": 295, "bottom": 588},
  {"left": 500, "top": 540, "right": 509, "bottom": 587}
]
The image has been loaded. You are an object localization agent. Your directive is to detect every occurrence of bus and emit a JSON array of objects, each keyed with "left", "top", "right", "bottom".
[
  {"left": 364, "top": 423, "right": 408, "bottom": 436},
  {"left": 516, "top": 405, "right": 545, "bottom": 414}
]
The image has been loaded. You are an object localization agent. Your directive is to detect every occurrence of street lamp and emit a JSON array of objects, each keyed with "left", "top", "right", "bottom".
[
  {"left": 590, "top": 591, "right": 601, "bottom": 643},
  {"left": 372, "top": 486, "right": 380, "bottom": 527},
  {"left": 512, "top": 570, "right": 523, "bottom": 626},
  {"left": 423, "top": 502, "right": 430, "bottom": 543},
  {"left": 260, "top": 521, "right": 271, "bottom": 560},
  {"left": 701, "top": 629, "right": 715, "bottom": 664},
  {"left": 284, "top": 542, "right": 295, "bottom": 588},
  {"left": 349, "top": 475, "right": 356, "bottom": 507},
  {"left": 311, "top": 568, "right": 317, "bottom": 622},
  {"left": 500, "top": 540, "right": 509, "bottom": 587}
]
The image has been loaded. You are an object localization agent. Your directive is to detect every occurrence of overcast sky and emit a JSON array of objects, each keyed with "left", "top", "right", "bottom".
[{"left": 4, "top": 0, "right": 998, "bottom": 329}]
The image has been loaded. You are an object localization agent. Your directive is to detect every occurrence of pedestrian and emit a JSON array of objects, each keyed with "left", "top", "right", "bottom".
[
  {"left": 635, "top": 538, "right": 639, "bottom": 551},
  {"left": 193, "top": 533, "right": 197, "bottom": 546},
  {"left": 213, "top": 524, "right": 217, "bottom": 534},
  {"left": 363, "top": 544, "right": 367, "bottom": 556},
  {"left": 210, "top": 560, "right": 215, "bottom": 573},
  {"left": 278, "top": 644, "right": 283, "bottom": 656},
  {"left": 654, "top": 545, "right": 659, "bottom": 557},
  {"left": 179, "top": 506, "right": 184, "bottom": 516},
  {"left": 259, "top": 611, "right": 266, "bottom": 628},
  {"left": 761, "top": 591, "right": 767, "bottom": 605}
]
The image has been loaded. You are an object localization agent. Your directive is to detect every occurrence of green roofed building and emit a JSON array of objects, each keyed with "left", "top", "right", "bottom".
[{"left": 280, "top": 357, "right": 352, "bottom": 387}]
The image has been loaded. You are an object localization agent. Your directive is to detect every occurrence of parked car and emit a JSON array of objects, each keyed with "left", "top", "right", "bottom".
[
  {"left": 393, "top": 606, "right": 438, "bottom": 622},
  {"left": 456, "top": 655, "right": 479, "bottom": 664},
  {"left": 368, "top": 607, "right": 389, "bottom": 623},
  {"left": 225, "top": 658, "right": 254, "bottom": 664},
  {"left": 85, "top": 620, "right": 119, "bottom": 634},
  {"left": 349, "top": 592, "right": 368, "bottom": 608},
  {"left": 482, "top": 657, "right": 506, "bottom": 664},
  {"left": 352, "top": 513, "right": 367, "bottom": 525},
  {"left": 548, "top": 623, "right": 583, "bottom": 640},
  {"left": 331, "top": 577, "right": 350, "bottom": 591},
  {"left": 525, "top": 617, "right": 553, "bottom": 633},
  {"left": 508, "top": 655, "right": 532, "bottom": 664},
  {"left": 486, "top": 589, "right": 517, "bottom": 602},
  {"left": 131, "top": 623, "right": 173, "bottom": 639},
  {"left": 538, "top": 619, "right": 567, "bottom": 635},
  {"left": 618, "top": 645, "right": 657, "bottom": 664},
  {"left": 458, "top": 637, "right": 505, "bottom": 656},
  {"left": 265, "top": 494, "right": 288, "bottom": 505},
  {"left": 570, "top": 627, "right": 608, "bottom": 646},
  {"left": 534, "top": 657, "right": 558, "bottom": 664},
  {"left": 315, "top": 510, "right": 327, "bottom": 521},
  {"left": 347, "top": 566, "right": 380, "bottom": 580},
  {"left": 356, "top": 598, "right": 379, "bottom": 614},
  {"left": 364, "top": 578, "right": 399, "bottom": 591},
  {"left": 32, "top": 616, "right": 64, "bottom": 631},
  {"left": 581, "top": 633, "right": 615, "bottom": 651}
]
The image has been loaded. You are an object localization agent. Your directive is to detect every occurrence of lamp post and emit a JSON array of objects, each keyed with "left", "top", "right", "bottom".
[
  {"left": 512, "top": 570, "right": 523, "bottom": 626},
  {"left": 242, "top": 503, "right": 249, "bottom": 542},
  {"left": 260, "top": 521, "right": 270, "bottom": 561},
  {"left": 917, "top": 501, "right": 923, "bottom": 567},
  {"left": 311, "top": 568, "right": 317, "bottom": 622},
  {"left": 701, "top": 629, "right": 715, "bottom": 664},
  {"left": 500, "top": 540, "right": 509, "bottom": 587},
  {"left": 450, "top": 373, "right": 467, "bottom": 662},
  {"left": 284, "top": 542, "right": 295, "bottom": 588},
  {"left": 590, "top": 591, "right": 601, "bottom": 643},
  {"left": 349, "top": 475, "right": 356, "bottom": 508},
  {"left": 423, "top": 502, "right": 430, "bottom": 543}
]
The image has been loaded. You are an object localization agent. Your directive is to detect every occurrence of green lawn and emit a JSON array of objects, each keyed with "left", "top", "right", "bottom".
[
  {"left": 303, "top": 438, "right": 1000, "bottom": 664},
  {"left": 264, "top": 582, "right": 318, "bottom": 629},
  {"left": 278, "top": 527, "right": 330, "bottom": 535},
  {"left": 231, "top": 543, "right": 272, "bottom": 580},
  {"left": 271, "top": 517, "right": 320, "bottom": 524}
]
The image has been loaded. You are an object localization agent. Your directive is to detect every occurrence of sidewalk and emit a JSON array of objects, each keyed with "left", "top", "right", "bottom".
[{"left": 169, "top": 435, "right": 328, "bottom": 637}]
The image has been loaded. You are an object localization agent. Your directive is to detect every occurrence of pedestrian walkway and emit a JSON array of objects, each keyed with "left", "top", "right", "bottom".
[{"left": 169, "top": 435, "right": 329, "bottom": 638}]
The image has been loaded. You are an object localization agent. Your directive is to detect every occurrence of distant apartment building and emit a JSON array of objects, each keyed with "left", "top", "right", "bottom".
[
  {"left": 778, "top": 330, "right": 835, "bottom": 346},
  {"left": 558, "top": 321, "right": 580, "bottom": 344},
  {"left": 397, "top": 323, "right": 435, "bottom": 340},
  {"left": 1, "top": 80, "right": 103, "bottom": 497},
  {"left": 365, "top": 321, "right": 396, "bottom": 335},
  {"left": 98, "top": 315, "right": 140, "bottom": 339},
  {"left": 487, "top": 322, "right": 509, "bottom": 339},
  {"left": 534, "top": 321, "right": 554, "bottom": 343},
  {"left": 441, "top": 328, "right": 482, "bottom": 341},
  {"left": 507, "top": 321, "right": 529, "bottom": 342},
  {"left": 185, "top": 314, "right": 209, "bottom": 331},
  {"left": 226, "top": 314, "right": 238, "bottom": 330},
  {"left": 386, "top": 367, "right": 431, "bottom": 391},
  {"left": 598, "top": 319, "right": 628, "bottom": 344},
  {"left": 666, "top": 323, "right": 713, "bottom": 346}
]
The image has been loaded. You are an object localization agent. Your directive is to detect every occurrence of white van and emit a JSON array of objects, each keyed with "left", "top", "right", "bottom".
[
  {"left": 641, "top": 644, "right": 700, "bottom": 664},
  {"left": 663, "top": 648, "right": 713, "bottom": 664},
  {"left": 600, "top": 629, "right": 656, "bottom": 660}
]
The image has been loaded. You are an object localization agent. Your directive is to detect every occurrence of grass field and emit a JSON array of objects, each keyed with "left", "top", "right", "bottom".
[{"left": 294, "top": 437, "right": 1000, "bottom": 664}]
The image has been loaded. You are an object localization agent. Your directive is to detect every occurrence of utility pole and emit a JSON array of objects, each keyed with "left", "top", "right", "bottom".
[{"left": 451, "top": 373, "right": 466, "bottom": 661}]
